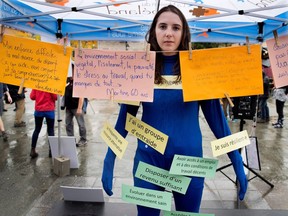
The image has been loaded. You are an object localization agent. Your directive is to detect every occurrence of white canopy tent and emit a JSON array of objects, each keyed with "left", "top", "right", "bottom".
[{"left": 1, "top": 0, "right": 287, "bottom": 43}]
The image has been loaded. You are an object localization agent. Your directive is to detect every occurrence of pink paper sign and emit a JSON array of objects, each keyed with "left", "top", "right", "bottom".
[
  {"left": 266, "top": 35, "right": 288, "bottom": 88},
  {"left": 73, "top": 49, "right": 155, "bottom": 102}
]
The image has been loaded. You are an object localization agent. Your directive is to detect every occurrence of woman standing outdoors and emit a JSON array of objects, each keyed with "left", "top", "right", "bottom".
[
  {"left": 30, "top": 89, "right": 57, "bottom": 158},
  {"left": 102, "top": 5, "right": 247, "bottom": 215}
]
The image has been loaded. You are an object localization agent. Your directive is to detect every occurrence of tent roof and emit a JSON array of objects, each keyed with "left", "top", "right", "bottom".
[{"left": 1, "top": 0, "right": 287, "bottom": 43}]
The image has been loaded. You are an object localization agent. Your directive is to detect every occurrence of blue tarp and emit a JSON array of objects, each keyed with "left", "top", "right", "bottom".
[{"left": 0, "top": 0, "right": 287, "bottom": 43}]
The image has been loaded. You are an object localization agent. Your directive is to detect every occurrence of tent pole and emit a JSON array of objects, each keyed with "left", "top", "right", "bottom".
[
  {"left": 156, "top": 0, "right": 161, "bottom": 12},
  {"left": 1, "top": 0, "right": 144, "bottom": 22},
  {"left": 57, "top": 94, "right": 62, "bottom": 157}
]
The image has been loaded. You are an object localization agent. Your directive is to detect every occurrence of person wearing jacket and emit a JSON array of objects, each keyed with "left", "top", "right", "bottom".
[
  {"left": 62, "top": 64, "right": 88, "bottom": 147},
  {"left": 101, "top": 5, "right": 247, "bottom": 215},
  {"left": 272, "top": 85, "right": 288, "bottom": 128},
  {"left": 7, "top": 84, "right": 26, "bottom": 127},
  {"left": 0, "top": 83, "right": 12, "bottom": 141},
  {"left": 257, "top": 71, "right": 270, "bottom": 123},
  {"left": 30, "top": 89, "right": 57, "bottom": 158}
]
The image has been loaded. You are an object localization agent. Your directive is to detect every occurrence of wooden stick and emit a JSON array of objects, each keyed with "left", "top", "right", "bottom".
[
  {"left": 224, "top": 93, "right": 234, "bottom": 107},
  {"left": 145, "top": 43, "right": 151, "bottom": 61},
  {"left": 18, "top": 78, "right": 25, "bottom": 94}
]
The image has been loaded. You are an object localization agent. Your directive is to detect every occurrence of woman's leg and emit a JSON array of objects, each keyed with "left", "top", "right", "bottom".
[
  {"left": 74, "top": 111, "right": 87, "bottom": 141},
  {"left": 276, "top": 100, "right": 284, "bottom": 123},
  {"left": 31, "top": 116, "right": 44, "bottom": 149},
  {"left": 15, "top": 99, "right": 25, "bottom": 125},
  {"left": 46, "top": 117, "right": 55, "bottom": 136},
  {"left": 46, "top": 117, "right": 55, "bottom": 157},
  {"left": 30, "top": 116, "right": 44, "bottom": 158},
  {"left": 65, "top": 109, "right": 74, "bottom": 136},
  {"left": 133, "top": 149, "right": 166, "bottom": 216},
  {"left": 173, "top": 177, "right": 204, "bottom": 213}
]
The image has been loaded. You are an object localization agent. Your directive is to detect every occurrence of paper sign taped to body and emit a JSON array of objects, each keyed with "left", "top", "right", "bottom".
[
  {"left": 125, "top": 113, "right": 168, "bottom": 154},
  {"left": 211, "top": 130, "right": 251, "bottom": 157},
  {"left": 266, "top": 35, "right": 288, "bottom": 88},
  {"left": 169, "top": 155, "right": 218, "bottom": 178},
  {"left": 100, "top": 122, "right": 128, "bottom": 159},
  {"left": 135, "top": 161, "right": 191, "bottom": 194},
  {"left": 180, "top": 45, "right": 263, "bottom": 101},
  {"left": 0, "top": 35, "right": 72, "bottom": 95},
  {"left": 73, "top": 49, "right": 155, "bottom": 102},
  {"left": 163, "top": 210, "right": 214, "bottom": 216},
  {"left": 122, "top": 184, "right": 172, "bottom": 211}
]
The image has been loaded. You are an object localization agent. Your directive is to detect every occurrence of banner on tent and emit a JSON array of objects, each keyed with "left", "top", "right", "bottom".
[
  {"left": 180, "top": 45, "right": 263, "bottom": 101},
  {"left": 266, "top": 35, "right": 288, "bottom": 88},
  {"left": 0, "top": 35, "right": 72, "bottom": 95},
  {"left": 1, "top": 0, "right": 287, "bottom": 43},
  {"left": 73, "top": 49, "right": 155, "bottom": 102}
]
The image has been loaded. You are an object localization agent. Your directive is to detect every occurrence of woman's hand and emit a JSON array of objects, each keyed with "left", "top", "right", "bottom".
[
  {"left": 228, "top": 150, "right": 248, "bottom": 200},
  {"left": 101, "top": 148, "right": 116, "bottom": 196}
]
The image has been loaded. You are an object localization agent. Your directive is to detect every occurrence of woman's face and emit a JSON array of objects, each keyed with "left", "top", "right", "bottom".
[{"left": 155, "top": 11, "right": 183, "bottom": 56}]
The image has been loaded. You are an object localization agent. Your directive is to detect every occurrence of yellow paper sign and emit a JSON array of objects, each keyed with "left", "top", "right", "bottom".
[
  {"left": 0, "top": 35, "right": 72, "bottom": 95},
  {"left": 100, "top": 122, "right": 128, "bottom": 159},
  {"left": 211, "top": 130, "right": 251, "bottom": 157},
  {"left": 125, "top": 113, "right": 168, "bottom": 154},
  {"left": 180, "top": 45, "right": 263, "bottom": 101}
]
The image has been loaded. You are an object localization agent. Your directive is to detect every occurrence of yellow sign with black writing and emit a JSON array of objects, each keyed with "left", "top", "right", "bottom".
[
  {"left": 180, "top": 45, "right": 263, "bottom": 101},
  {"left": 211, "top": 130, "right": 251, "bottom": 157},
  {"left": 100, "top": 122, "right": 128, "bottom": 159},
  {"left": 125, "top": 113, "right": 168, "bottom": 154},
  {"left": 0, "top": 35, "right": 72, "bottom": 95}
]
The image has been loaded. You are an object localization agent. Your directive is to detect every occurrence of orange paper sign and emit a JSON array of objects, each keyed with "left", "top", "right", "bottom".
[
  {"left": 0, "top": 35, "right": 72, "bottom": 95},
  {"left": 73, "top": 49, "right": 155, "bottom": 102},
  {"left": 266, "top": 35, "right": 288, "bottom": 88},
  {"left": 180, "top": 45, "right": 263, "bottom": 101}
]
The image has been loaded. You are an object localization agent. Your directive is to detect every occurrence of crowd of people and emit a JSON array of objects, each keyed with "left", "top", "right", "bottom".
[{"left": 0, "top": 74, "right": 88, "bottom": 158}]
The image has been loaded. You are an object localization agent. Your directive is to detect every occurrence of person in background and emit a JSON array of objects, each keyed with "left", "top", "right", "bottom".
[
  {"left": 272, "top": 85, "right": 288, "bottom": 128},
  {"left": 221, "top": 97, "right": 234, "bottom": 121},
  {"left": 221, "top": 97, "right": 229, "bottom": 120},
  {"left": 82, "top": 98, "right": 88, "bottom": 114},
  {"left": 101, "top": 5, "right": 247, "bottom": 215},
  {"left": 62, "top": 64, "right": 88, "bottom": 147},
  {"left": 29, "top": 89, "right": 57, "bottom": 158},
  {"left": 257, "top": 71, "right": 270, "bottom": 123},
  {"left": 0, "top": 83, "right": 12, "bottom": 141},
  {"left": 7, "top": 84, "right": 26, "bottom": 127}
]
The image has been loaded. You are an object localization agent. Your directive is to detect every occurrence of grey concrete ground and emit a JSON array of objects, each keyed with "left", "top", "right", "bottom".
[{"left": 0, "top": 90, "right": 287, "bottom": 216}]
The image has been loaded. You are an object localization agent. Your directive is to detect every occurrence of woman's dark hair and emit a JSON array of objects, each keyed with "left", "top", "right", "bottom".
[{"left": 145, "top": 5, "right": 191, "bottom": 84}]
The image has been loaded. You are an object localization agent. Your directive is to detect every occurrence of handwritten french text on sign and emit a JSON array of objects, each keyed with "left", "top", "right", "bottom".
[
  {"left": 73, "top": 49, "right": 155, "bottom": 102},
  {"left": 135, "top": 161, "right": 191, "bottom": 194},
  {"left": 211, "top": 130, "right": 250, "bottom": 157},
  {"left": 163, "top": 210, "right": 214, "bottom": 216},
  {"left": 0, "top": 35, "right": 72, "bottom": 95},
  {"left": 125, "top": 113, "right": 168, "bottom": 154},
  {"left": 122, "top": 184, "right": 172, "bottom": 211},
  {"left": 180, "top": 45, "right": 263, "bottom": 101},
  {"left": 266, "top": 35, "right": 288, "bottom": 88},
  {"left": 169, "top": 155, "right": 218, "bottom": 178},
  {"left": 100, "top": 122, "right": 128, "bottom": 159}
]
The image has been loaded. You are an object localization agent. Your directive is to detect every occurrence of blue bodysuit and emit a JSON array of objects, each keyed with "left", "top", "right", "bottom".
[{"left": 102, "top": 55, "right": 247, "bottom": 215}]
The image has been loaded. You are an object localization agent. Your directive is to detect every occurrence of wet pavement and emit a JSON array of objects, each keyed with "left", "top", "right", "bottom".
[{"left": 0, "top": 90, "right": 288, "bottom": 216}]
